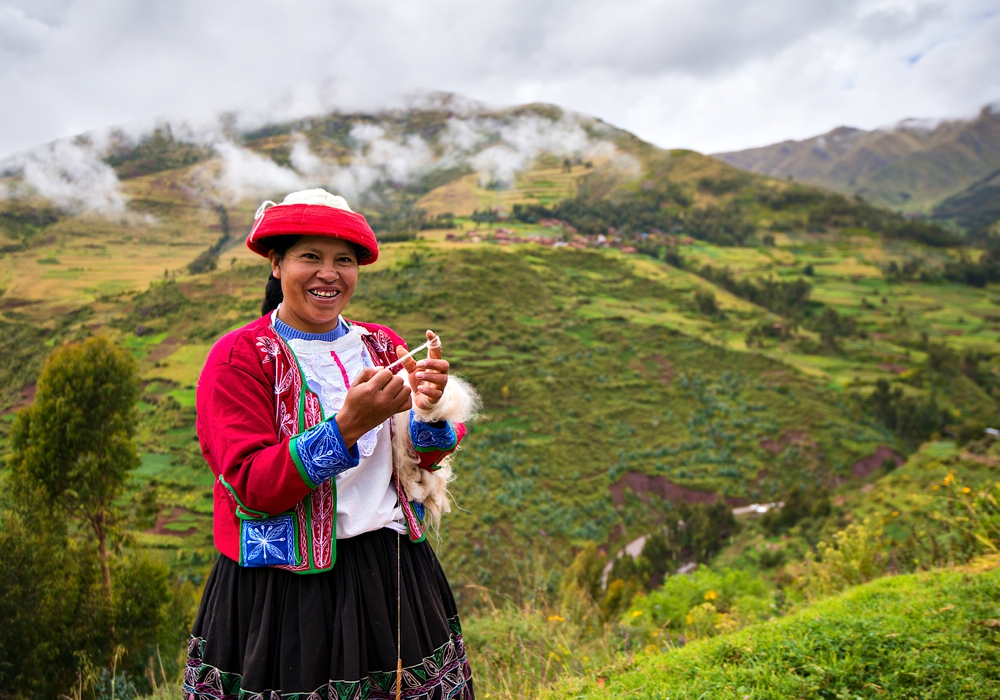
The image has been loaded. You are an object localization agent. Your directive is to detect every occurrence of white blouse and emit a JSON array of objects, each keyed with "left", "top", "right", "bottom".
[{"left": 283, "top": 326, "right": 407, "bottom": 539}]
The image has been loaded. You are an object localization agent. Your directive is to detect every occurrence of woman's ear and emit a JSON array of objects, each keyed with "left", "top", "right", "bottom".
[{"left": 268, "top": 250, "right": 282, "bottom": 279}]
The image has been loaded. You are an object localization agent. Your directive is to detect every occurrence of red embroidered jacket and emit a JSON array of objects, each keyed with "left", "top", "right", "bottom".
[{"left": 196, "top": 314, "right": 463, "bottom": 572}]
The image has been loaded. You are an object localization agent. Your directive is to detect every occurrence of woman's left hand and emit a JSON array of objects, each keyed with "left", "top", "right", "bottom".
[{"left": 396, "top": 330, "right": 449, "bottom": 410}]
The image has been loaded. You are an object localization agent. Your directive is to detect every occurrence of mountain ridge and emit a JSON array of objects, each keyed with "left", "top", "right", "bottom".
[{"left": 714, "top": 104, "right": 1000, "bottom": 216}]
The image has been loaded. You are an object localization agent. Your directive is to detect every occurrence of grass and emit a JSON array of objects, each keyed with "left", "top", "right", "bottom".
[
  {"left": 417, "top": 163, "right": 604, "bottom": 217},
  {"left": 543, "top": 562, "right": 1000, "bottom": 699}
]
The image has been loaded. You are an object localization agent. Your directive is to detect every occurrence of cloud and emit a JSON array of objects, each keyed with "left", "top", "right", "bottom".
[
  {"left": 0, "top": 105, "right": 625, "bottom": 215},
  {"left": 0, "top": 6, "right": 51, "bottom": 55},
  {"left": 266, "top": 111, "right": 618, "bottom": 199},
  {"left": 0, "top": 0, "right": 997, "bottom": 160},
  {"left": 0, "top": 137, "right": 125, "bottom": 214},
  {"left": 207, "top": 141, "right": 306, "bottom": 205},
  {"left": 459, "top": 115, "right": 610, "bottom": 186}
]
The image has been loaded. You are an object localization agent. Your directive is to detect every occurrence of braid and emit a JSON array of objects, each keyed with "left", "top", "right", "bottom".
[
  {"left": 261, "top": 273, "right": 284, "bottom": 316},
  {"left": 258, "top": 235, "right": 301, "bottom": 316}
]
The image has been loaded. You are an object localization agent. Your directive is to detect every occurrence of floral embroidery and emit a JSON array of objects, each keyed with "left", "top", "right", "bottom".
[
  {"left": 277, "top": 401, "right": 296, "bottom": 439},
  {"left": 256, "top": 337, "right": 281, "bottom": 363},
  {"left": 293, "top": 421, "right": 359, "bottom": 485},
  {"left": 310, "top": 484, "right": 335, "bottom": 570},
  {"left": 359, "top": 329, "right": 400, "bottom": 374},
  {"left": 304, "top": 391, "right": 323, "bottom": 428},
  {"left": 255, "top": 329, "right": 337, "bottom": 573},
  {"left": 183, "top": 616, "right": 472, "bottom": 700},
  {"left": 241, "top": 515, "right": 297, "bottom": 567}
]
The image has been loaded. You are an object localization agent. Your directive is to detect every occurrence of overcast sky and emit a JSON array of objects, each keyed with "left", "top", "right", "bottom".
[{"left": 1, "top": 0, "right": 998, "bottom": 158}]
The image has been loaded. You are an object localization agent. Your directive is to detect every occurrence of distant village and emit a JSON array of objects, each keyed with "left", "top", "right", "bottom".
[{"left": 444, "top": 213, "right": 695, "bottom": 252}]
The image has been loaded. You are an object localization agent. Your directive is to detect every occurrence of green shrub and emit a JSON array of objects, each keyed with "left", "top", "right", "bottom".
[
  {"left": 693, "top": 288, "right": 718, "bottom": 316},
  {"left": 760, "top": 484, "right": 831, "bottom": 535},
  {"left": 625, "top": 567, "right": 775, "bottom": 641},
  {"left": 798, "top": 521, "right": 886, "bottom": 599}
]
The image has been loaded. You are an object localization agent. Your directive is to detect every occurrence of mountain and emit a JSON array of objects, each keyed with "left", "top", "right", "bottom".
[{"left": 714, "top": 105, "right": 1000, "bottom": 215}]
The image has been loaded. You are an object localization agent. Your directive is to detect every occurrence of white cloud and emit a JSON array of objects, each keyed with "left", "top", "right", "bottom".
[
  {"left": 0, "top": 0, "right": 996, "bottom": 159},
  {"left": 0, "top": 105, "right": 626, "bottom": 214},
  {"left": 286, "top": 112, "right": 618, "bottom": 196},
  {"left": 460, "top": 115, "right": 606, "bottom": 186},
  {"left": 208, "top": 141, "right": 305, "bottom": 205},
  {"left": 0, "top": 137, "right": 125, "bottom": 213},
  {"left": 0, "top": 6, "right": 51, "bottom": 55}
]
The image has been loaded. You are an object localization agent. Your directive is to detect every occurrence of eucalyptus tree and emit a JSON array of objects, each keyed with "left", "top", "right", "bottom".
[{"left": 8, "top": 335, "right": 141, "bottom": 601}]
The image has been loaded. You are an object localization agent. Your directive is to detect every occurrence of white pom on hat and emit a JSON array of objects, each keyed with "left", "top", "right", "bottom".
[{"left": 280, "top": 188, "right": 354, "bottom": 212}]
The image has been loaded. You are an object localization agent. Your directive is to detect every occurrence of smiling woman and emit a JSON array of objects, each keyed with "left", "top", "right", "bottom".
[
  {"left": 186, "top": 189, "right": 479, "bottom": 700},
  {"left": 264, "top": 236, "right": 361, "bottom": 331}
]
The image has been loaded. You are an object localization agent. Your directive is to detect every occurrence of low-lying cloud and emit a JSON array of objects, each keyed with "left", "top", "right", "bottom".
[
  {"left": 0, "top": 107, "right": 625, "bottom": 214},
  {"left": 207, "top": 110, "right": 625, "bottom": 205},
  {"left": 0, "top": 137, "right": 125, "bottom": 214}
]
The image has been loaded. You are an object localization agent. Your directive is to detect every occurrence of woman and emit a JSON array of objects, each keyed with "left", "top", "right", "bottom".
[{"left": 185, "top": 189, "right": 478, "bottom": 700}]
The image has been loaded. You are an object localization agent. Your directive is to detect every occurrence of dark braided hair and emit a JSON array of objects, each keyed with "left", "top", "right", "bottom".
[
  {"left": 261, "top": 235, "right": 301, "bottom": 316},
  {"left": 260, "top": 235, "right": 368, "bottom": 316}
]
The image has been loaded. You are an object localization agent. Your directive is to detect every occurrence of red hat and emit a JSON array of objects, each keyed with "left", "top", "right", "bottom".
[{"left": 246, "top": 189, "right": 379, "bottom": 265}]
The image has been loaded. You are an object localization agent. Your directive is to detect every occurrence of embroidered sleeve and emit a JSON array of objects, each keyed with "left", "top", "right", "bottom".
[
  {"left": 290, "top": 417, "right": 360, "bottom": 488},
  {"left": 409, "top": 412, "right": 458, "bottom": 453}
]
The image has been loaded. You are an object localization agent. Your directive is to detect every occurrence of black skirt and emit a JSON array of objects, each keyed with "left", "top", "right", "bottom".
[{"left": 183, "top": 528, "right": 474, "bottom": 700}]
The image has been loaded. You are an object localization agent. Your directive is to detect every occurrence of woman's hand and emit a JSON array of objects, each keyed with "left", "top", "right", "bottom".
[
  {"left": 335, "top": 368, "right": 411, "bottom": 448},
  {"left": 397, "top": 330, "right": 449, "bottom": 411}
]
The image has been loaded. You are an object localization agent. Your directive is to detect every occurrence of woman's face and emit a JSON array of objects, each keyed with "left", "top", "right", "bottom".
[{"left": 270, "top": 236, "right": 359, "bottom": 333}]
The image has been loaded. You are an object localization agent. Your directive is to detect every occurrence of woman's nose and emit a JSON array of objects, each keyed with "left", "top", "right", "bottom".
[{"left": 316, "top": 263, "right": 339, "bottom": 281}]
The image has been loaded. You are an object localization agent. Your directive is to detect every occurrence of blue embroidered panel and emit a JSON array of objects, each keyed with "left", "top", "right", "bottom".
[
  {"left": 410, "top": 413, "right": 457, "bottom": 451},
  {"left": 241, "top": 514, "right": 297, "bottom": 567},
  {"left": 293, "top": 418, "right": 360, "bottom": 485},
  {"left": 413, "top": 501, "right": 426, "bottom": 521}
]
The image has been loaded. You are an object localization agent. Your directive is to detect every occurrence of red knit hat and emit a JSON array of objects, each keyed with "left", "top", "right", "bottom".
[{"left": 246, "top": 189, "right": 379, "bottom": 264}]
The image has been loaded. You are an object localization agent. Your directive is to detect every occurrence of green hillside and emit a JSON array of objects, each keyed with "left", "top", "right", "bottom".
[
  {"left": 1, "top": 105, "right": 998, "bottom": 588},
  {"left": 545, "top": 562, "right": 1000, "bottom": 699},
  {"left": 1, "top": 101, "right": 999, "bottom": 699},
  {"left": 934, "top": 168, "right": 1000, "bottom": 231}
]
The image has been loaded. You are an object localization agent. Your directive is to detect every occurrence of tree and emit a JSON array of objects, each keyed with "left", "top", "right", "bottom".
[
  {"left": 559, "top": 542, "right": 607, "bottom": 618},
  {"left": 8, "top": 336, "right": 141, "bottom": 602},
  {"left": 694, "top": 288, "right": 719, "bottom": 316}
]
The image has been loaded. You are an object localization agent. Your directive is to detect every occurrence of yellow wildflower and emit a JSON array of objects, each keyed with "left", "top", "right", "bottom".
[
  {"left": 631, "top": 610, "right": 644, "bottom": 618},
  {"left": 704, "top": 590, "right": 718, "bottom": 601},
  {"left": 547, "top": 615, "right": 564, "bottom": 622},
  {"left": 962, "top": 487, "right": 971, "bottom": 494}
]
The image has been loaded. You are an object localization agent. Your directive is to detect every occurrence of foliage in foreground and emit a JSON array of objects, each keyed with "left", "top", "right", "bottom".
[
  {"left": 545, "top": 563, "right": 1000, "bottom": 700},
  {"left": 7, "top": 336, "right": 142, "bottom": 596},
  {"left": 463, "top": 467, "right": 1000, "bottom": 699},
  {"left": 0, "top": 337, "right": 194, "bottom": 700}
]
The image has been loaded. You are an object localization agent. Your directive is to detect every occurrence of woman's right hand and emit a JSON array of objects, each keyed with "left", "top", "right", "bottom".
[{"left": 335, "top": 368, "right": 412, "bottom": 448}]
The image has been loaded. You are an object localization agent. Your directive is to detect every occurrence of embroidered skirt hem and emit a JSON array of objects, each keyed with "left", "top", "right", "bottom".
[{"left": 184, "top": 528, "right": 474, "bottom": 700}]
